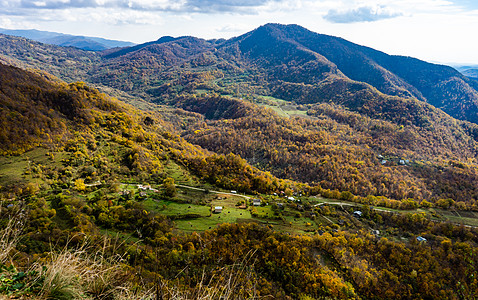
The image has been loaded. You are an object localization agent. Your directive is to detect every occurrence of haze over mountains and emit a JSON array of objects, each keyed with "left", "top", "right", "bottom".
[{"left": 0, "top": 28, "right": 135, "bottom": 51}]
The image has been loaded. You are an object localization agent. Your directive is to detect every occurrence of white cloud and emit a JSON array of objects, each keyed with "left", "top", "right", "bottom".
[
  {"left": 0, "top": 0, "right": 477, "bottom": 63},
  {"left": 324, "top": 6, "right": 402, "bottom": 23}
]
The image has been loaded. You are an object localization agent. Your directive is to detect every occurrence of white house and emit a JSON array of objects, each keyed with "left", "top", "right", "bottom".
[{"left": 417, "top": 236, "right": 427, "bottom": 242}]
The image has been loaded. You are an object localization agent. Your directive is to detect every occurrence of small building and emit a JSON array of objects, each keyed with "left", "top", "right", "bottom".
[
  {"left": 214, "top": 206, "right": 223, "bottom": 213},
  {"left": 139, "top": 192, "right": 147, "bottom": 197},
  {"left": 252, "top": 199, "right": 261, "bottom": 206},
  {"left": 372, "top": 230, "right": 380, "bottom": 236},
  {"left": 353, "top": 211, "right": 363, "bottom": 217},
  {"left": 381, "top": 160, "right": 387, "bottom": 165},
  {"left": 417, "top": 236, "right": 427, "bottom": 242},
  {"left": 288, "top": 196, "right": 295, "bottom": 201},
  {"left": 399, "top": 160, "right": 406, "bottom": 165},
  {"left": 231, "top": 190, "right": 237, "bottom": 194},
  {"left": 277, "top": 203, "right": 284, "bottom": 209}
]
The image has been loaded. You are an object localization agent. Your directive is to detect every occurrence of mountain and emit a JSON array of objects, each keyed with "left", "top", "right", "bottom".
[
  {"left": 2, "top": 24, "right": 478, "bottom": 123},
  {"left": 0, "top": 62, "right": 289, "bottom": 194},
  {"left": 0, "top": 28, "right": 135, "bottom": 51},
  {"left": 3, "top": 24, "right": 478, "bottom": 204},
  {"left": 218, "top": 24, "right": 478, "bottom": 123},
  {"left": 455, "top": 65, "right": 478, "bottom": 79},
  {"left": 2, "top": 32, "right": 478, "bottom": 300}
]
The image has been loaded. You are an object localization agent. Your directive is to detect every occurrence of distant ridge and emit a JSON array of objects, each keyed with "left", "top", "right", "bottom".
[
  {"left": 0, "top": 28, "right": 135, "bottom": 51},
  {"left": 455, "top": 65, "right": 478, "bottom": 79}
]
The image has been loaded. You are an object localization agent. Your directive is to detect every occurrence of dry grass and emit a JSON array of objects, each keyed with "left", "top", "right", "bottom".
[
  {"left": 31, "top": 236, "right": 131, "bottom": 300},
  {"left": 0, "top": 218, "right": 22, "bottom": 265},
  {"left": 154, "top": 250, "right": 259, "bottom": 300},
  {"left": 1, "top": 222, "right": 260, "bottom": 300}
]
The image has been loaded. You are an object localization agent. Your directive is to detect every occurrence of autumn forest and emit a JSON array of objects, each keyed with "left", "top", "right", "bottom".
[{"left": 1, "top": 24, "right": 478, "bottom": 299}]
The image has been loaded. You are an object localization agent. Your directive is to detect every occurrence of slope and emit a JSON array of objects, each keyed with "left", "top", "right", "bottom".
[{"left": 0, "top": 62, "right": 295, "bottom": 195}]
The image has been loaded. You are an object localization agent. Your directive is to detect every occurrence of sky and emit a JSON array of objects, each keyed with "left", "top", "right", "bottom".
[{"left": 1, "top": 0, "right": 477, "bottom": 64}]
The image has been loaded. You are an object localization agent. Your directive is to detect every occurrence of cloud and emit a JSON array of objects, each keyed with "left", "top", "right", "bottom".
[
  {"left": 216, "top": 24, "right": 249, "bottom": 33},
  {"left": 13, "top": 0, "right": 283, "bottom": 13},
  {"left": 183, "top": 0, "right": 271, "bottom": 13},
  {"left": 324, "top": 6, "right": 402, "bottom": 23},
  {"left": 448, "top": 0, "right": 478, "bottom": 10}
]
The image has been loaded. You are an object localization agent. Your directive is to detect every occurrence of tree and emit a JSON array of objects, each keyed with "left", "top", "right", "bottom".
[
  {"left": 74, "top": 178, "right": 86, "bottom": 192},
  {"left": 162, "top": 177, "right": 177, "bottom": 198}
]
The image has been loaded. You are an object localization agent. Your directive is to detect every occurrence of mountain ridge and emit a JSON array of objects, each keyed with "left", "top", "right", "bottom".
[
  {"left": 2, "top": 23, "right": 478, "bottom": 124},
  {"left": 0, "top": 28, "right": 135, "bottom": 51}
]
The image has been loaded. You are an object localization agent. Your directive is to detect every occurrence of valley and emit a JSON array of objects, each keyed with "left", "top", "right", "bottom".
[{"left": 1, "top": 24, "right": 478, "bottom": 299}]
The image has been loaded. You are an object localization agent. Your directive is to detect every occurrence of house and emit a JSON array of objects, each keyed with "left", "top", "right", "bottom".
[
  {"left": 353, "top": 211, "right": 363, "bottom": 217},
  {"left": 231, "top": 190, "right": 237, "bottom": 194},
  {"left": 372, "top": 230, "right": 380, "bottom": 236},
  {"left": 139, "top": 192, "right": 147, "bottom": 197},
  {"left": 288, "top": 196, "right": 295, "bottom": 201},
  {"left": 417, "top": 236, "right": 427, "bottom": 242},
  {"left": 399, "top": 160, "right": 406, "bottom": 165},
  {"left": 214, "top": 206, "right": 223, "bottom": 213},
  {"left": 381, "top": 160, "right": 387, "bottom": 165},
  {"left": 252, "top": 199, "right": 261, "bottom": 206}
]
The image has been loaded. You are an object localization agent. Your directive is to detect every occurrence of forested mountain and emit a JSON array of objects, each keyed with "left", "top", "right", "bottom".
[
  {"left": 3, "top": 24, "right": 478, "bottom": 206},
  {"left": 2, "top": 25, "right": 478, "bottom": 299},
  {"left": 2, "top": 24, "right": 478, "bottom": 122},
  {"left": 0, "top": 28, "right": 135, "bottom": 51},
  {"left": 456, "top": 65, "right": 478, "bottom": 79}
]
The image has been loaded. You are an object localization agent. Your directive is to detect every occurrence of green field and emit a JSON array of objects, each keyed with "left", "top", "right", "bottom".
[{"left": 0, "top": 147, "right": 68, "bottom": 186}]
